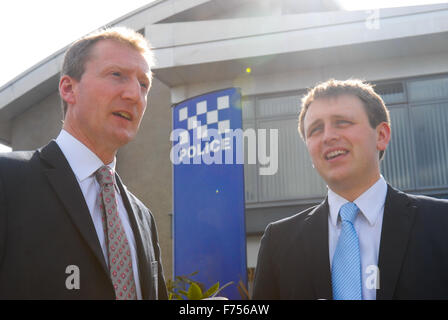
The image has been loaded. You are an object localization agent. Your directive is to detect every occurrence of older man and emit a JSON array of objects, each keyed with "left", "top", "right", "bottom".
[{"left": 0, "top": 27, "right": 167, "bottom": 300}]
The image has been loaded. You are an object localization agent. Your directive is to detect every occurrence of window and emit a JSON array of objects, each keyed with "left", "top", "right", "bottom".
[
  {"left": 243, "top": 92, "right": 326, "bottom": 206},
  {"left": 381, "top": 76, "right": 448, "bottom": 194}
]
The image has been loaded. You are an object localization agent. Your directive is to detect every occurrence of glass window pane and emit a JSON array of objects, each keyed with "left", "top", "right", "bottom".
[
  {"left": 381, "top": 106, "right": 415, "bottom": 190},
  {"left": 243, "top": 121, "right": 258, "bottom": 203},
  {"left": 375, "top": 82, "right": 406, "bottom": 105},
  {"left": 257, "top": 118, "right": 326, "bottom": 202},
  {"left": 257, "top": 95, "right": 301, "bottom": 117},
  {"left": 407, "top": 77, "right": 448, "bottom": 101},
  {"left": 411, "top": 102, "right": 448, "bottom": 188},
  {"left": 242, "top": 98, "right": 255, "bottom": 120}
]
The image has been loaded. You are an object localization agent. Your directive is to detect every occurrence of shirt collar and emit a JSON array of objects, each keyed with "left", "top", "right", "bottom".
[
  {"left": 55, "top": 129, "right": 116, "bottom": 182},
  {"left": 328, "top": 175, "right": 388, "bottom": 227}
]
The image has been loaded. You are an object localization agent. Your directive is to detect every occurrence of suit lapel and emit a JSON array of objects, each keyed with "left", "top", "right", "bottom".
[
  {"left": 38, "top": 141, "right": 109, "bottom": 275},
  {"left": 301, "top": 199, "right": 333, "bottom": 299},
  {"left": 115, "top": 174, "right": 155, "bottom": 300},
  {"left": 377, "top": 185, "right": 417, "bottom": 300}
]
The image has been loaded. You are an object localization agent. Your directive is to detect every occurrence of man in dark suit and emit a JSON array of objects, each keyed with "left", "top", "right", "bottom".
[
  {"left": 252, "top": 79, "right": 448, "bottom": 300},
  {"left": 0, "top": 27, "right": 168, "bottom": 299}
]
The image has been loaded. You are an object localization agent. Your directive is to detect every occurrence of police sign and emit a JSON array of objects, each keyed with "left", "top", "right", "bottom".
[{"left": 172, "top": 88, "right": 247, "bottom": 299}]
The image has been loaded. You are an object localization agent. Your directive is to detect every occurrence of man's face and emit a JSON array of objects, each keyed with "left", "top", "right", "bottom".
[
  {"left": 303, "top": 94, "right": 389, "bottom": 193},
  {"left": 65, "top": 39, "right": 151, "bottom": 153}
]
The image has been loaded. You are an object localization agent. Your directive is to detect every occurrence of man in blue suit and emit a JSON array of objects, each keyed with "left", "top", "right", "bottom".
[{"left": 253, "top": 79, "right": 448, "bottom": 300}]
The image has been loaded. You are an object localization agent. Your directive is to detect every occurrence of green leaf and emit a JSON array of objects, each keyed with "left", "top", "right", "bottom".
[
  {"left": 203, "top": 282, "right": 220, "bottom": 298},
  {"left": 187, "top": 282, "right": 203, "bottom": 300}
]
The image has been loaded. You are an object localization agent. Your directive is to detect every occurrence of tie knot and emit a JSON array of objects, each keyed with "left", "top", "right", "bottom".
[
  {"left": 339, "top": 202, "right": 359, "bottom": 223},
  {"left": 95, "top": 166, "right": 115, "bottom": 186}
]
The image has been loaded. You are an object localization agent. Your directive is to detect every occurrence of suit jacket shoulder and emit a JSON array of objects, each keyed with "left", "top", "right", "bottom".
[
  {"left": 252, "top": 201, "right": 328, "bottom": 299},
  {"left": 266, "top": 204, "right": 320, "bottom": 233},
  {"left": 0, "top": 150, "right": 38, "bottom": 182},
  {"left": 406, "top": 192, "right": 448, "bottom": 212}
]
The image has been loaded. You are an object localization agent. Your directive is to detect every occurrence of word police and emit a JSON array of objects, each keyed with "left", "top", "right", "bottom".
[{"left": 171, "top": 127, "right": 278, "bottom": 176}]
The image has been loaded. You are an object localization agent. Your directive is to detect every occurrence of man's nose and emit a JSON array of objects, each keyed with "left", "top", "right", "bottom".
[
  {"left": 121, "top": 78, "right": 141, "bottom": 102},
  {"left": 323, "top": 126, "right": 340, "bottom": 144}
]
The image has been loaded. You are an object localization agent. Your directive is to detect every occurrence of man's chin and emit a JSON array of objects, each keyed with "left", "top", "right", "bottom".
[
  {"left": 109, "top": 130, "right": 136, "bottom": 147},
  {"left": 320, "top": 171, "right": 352, "bottom": 189}
]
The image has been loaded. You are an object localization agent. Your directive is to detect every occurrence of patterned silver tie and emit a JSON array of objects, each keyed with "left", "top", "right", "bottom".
[{"left": 96, "top": 166, "right": 137, "bottom": 300}]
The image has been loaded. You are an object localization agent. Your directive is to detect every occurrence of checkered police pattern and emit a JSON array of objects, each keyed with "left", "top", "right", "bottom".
[{"left": 176, "top": 95, "right": 231, "bottom": 145}]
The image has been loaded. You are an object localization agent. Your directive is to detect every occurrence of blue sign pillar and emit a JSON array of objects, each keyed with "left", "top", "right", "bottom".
[{"left": 172, "top": 88, "right": 247, "bottom": 299}]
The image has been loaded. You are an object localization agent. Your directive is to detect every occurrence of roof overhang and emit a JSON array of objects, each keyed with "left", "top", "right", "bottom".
[{"left": 150, "top": 4, "right": 448, "bottom": 89}]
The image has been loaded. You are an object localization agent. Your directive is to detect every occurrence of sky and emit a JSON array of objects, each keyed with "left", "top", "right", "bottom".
[
  {"left": 0, "top": 0, "right": 156, "bottom": 88},
  {"left": 0, "top": 0, "right": 447, "bottom": 152}
]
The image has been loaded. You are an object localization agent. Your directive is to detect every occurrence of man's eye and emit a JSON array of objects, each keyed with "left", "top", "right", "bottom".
[
  {"left": 337, "top": 120, "right": 352, "bottom": 125},
  {"left": 308, "top": 126, "right": 321, "bottom": 137},
  {"left": 140, "top": 82, "right": 148, "bottom": 89},
  {"left": 112, "top": 72, "right": 121, "bottom": 77}
]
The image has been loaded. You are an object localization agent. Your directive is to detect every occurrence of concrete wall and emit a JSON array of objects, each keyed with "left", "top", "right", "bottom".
[
  {"left": 11, "top": 91, "right": 62, "bottom": 150},
  {"left": 0, "top": 121, "right": 11, "bottom": 145}
]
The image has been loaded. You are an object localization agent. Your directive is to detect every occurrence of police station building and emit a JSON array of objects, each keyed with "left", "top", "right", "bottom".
[{"left": 1, "top": 0, "right": 448, "bottom": 290}]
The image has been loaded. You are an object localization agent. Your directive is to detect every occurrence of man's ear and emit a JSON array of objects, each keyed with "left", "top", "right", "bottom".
[
  {"left": 59, "top": 75, "right": 77, "bottom": 106},
  {"left": 376, "top": 122, "right": 391, "bottom": 152}
]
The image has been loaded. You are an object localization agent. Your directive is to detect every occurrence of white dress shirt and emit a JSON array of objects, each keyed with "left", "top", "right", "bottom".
[
  {"left": 56, "top": 130, "right": 142, "bottom": 299},
  {"left": 328, "top": 176, "right": 387, "bottom": 300}
]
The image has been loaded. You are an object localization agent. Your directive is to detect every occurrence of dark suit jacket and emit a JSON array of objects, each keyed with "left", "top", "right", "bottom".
[
  {"left": 0, "top": 141, "right": 168, "bottom": 299},
  {"left": 252, "top": 186, "right": 448, "bottom": 299}
]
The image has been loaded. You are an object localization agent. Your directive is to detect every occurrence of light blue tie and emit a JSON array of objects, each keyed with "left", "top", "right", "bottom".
[{"left": 332, "top": 202, "right": 362, "bottom": 300}]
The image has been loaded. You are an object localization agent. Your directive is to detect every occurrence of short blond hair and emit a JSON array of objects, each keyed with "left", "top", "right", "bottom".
[
  {"left": 298, "top": 79, "right": 391, "bottom": 159},
  {"left": 60, "top": 27, "right": 154, "bottom": 118}
]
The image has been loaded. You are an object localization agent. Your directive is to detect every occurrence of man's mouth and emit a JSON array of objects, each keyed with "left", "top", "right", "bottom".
[
  {"left": 325, "top": 149, "right": 348, "bottom": 160},
  {"left": 112, "top": 111, "right": 132, "bottom": 121}
]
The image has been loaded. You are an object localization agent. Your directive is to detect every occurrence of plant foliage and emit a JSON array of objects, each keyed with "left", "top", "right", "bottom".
[{"left": 167, "top": 272, "right": 233, "bottom": 300}]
